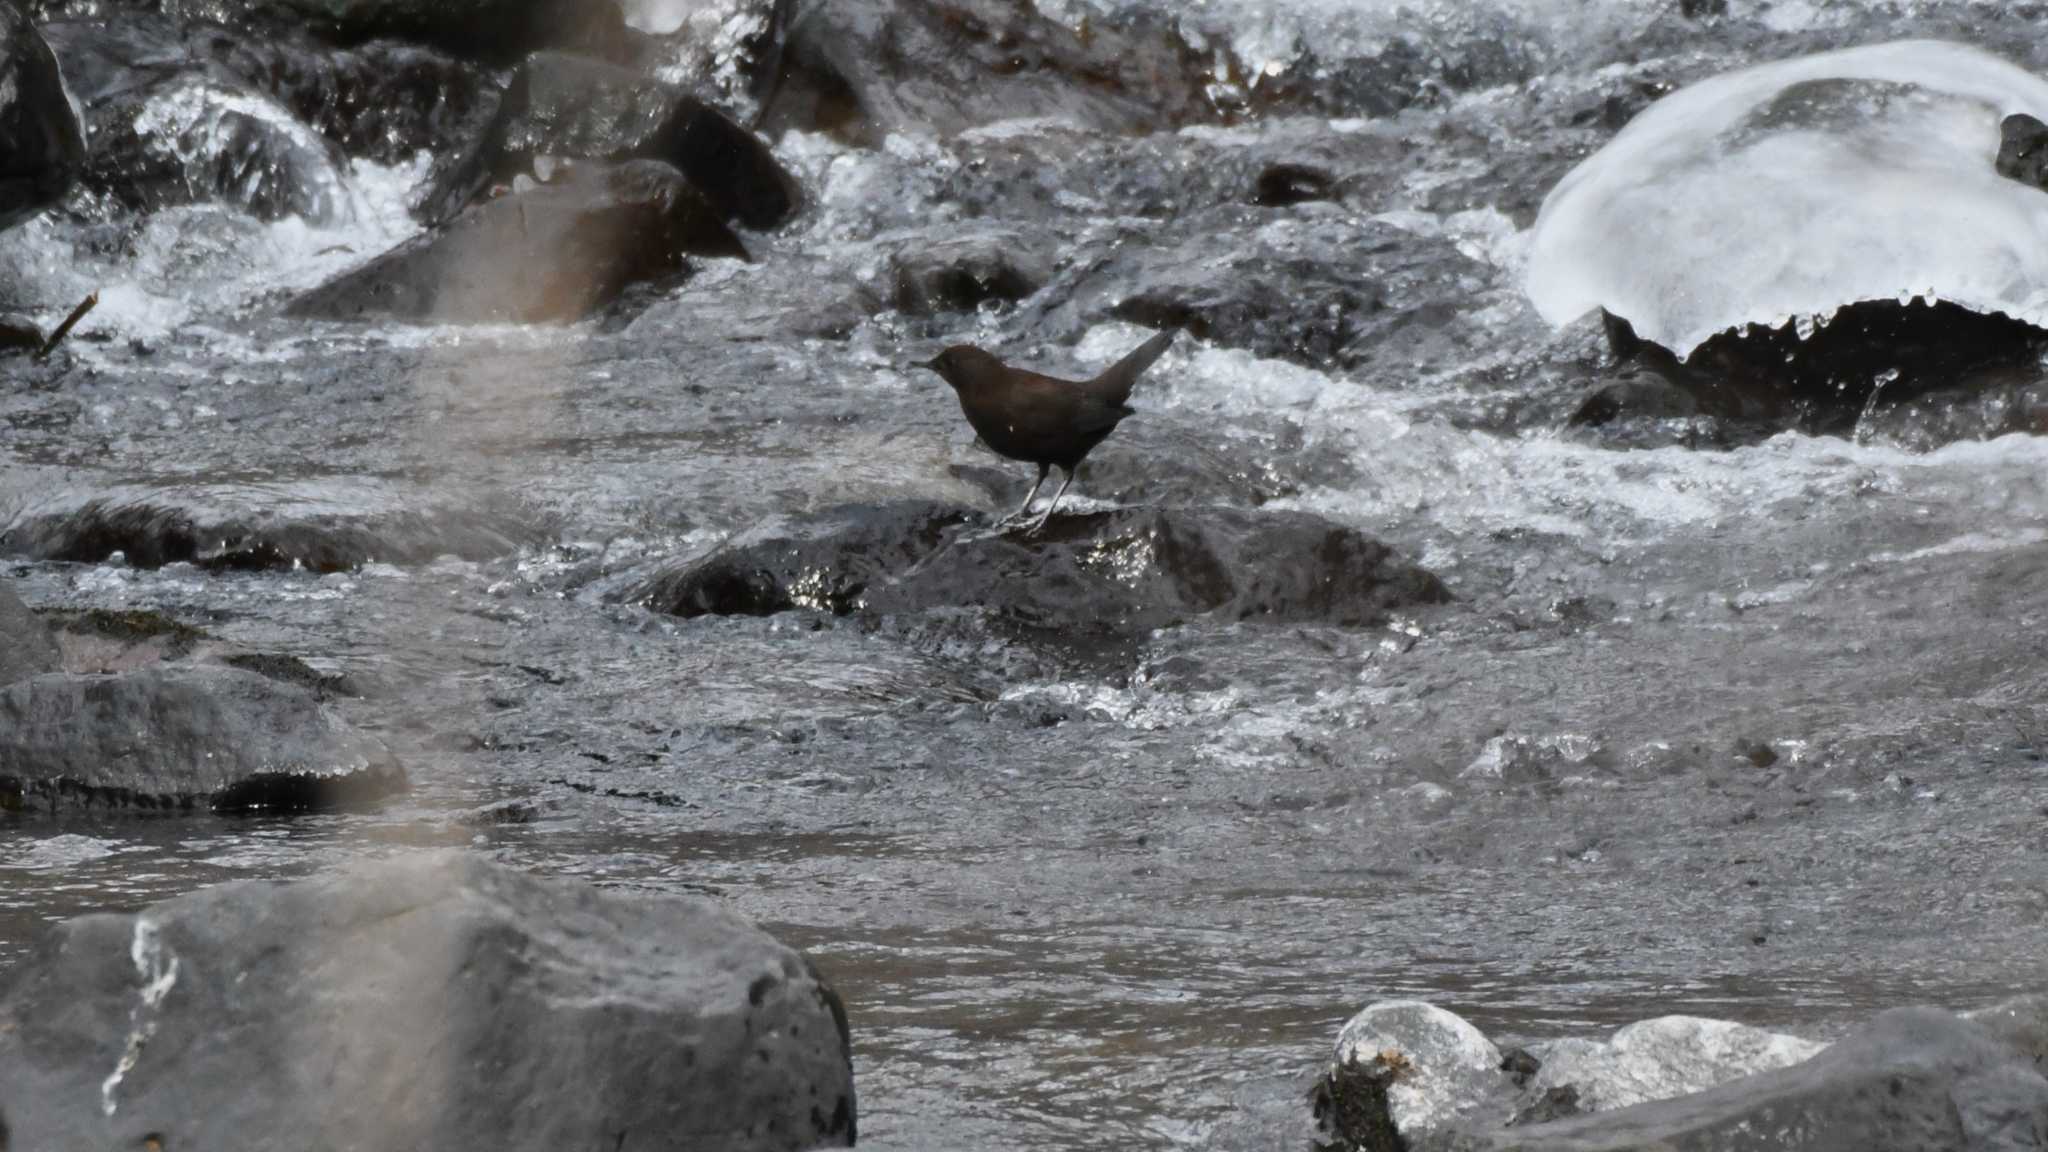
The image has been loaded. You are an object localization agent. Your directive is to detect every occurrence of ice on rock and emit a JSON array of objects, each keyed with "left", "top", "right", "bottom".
[
  {"left": 1334, "top": 1000, "right": 1512, "bottom": 1134},
  {"left": 1529, "top": 1015, "right": 1828, "bottom": 1113},
  {"left": 1527, "top": 40, "right": 2048, "bottom": 358}
]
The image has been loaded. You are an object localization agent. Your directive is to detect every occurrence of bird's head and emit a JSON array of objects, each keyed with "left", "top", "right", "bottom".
[{"left": 911, "top": 345, "right": 1005, "bottom": 391}]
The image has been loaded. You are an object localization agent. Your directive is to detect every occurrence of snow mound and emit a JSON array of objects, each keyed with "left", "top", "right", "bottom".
[{"left": 1527, "top": 40, "right": 2048, "bottom": 358}]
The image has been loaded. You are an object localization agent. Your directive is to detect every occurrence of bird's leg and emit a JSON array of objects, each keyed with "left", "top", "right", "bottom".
[
  {"left": 1026, "top": 466, "right": 1076, "bottom": 535},
  {"left": 1000, "top": 463, "right": 1050, "bottom": 525}
]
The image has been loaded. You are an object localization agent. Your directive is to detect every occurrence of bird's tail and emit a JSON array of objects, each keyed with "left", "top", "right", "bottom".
[{"left": 1089, "top": 328, "right": 1177, "bottom": 405}]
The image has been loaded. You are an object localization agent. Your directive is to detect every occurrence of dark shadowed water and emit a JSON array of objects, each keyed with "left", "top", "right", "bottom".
[{"left": 6, "top": 1, "right": 2048, "bottom": 1148}]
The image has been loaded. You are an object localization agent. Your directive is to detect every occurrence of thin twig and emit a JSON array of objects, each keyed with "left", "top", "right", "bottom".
[{"left": 35, "top": 291, "right": 98, "bottom": 361}]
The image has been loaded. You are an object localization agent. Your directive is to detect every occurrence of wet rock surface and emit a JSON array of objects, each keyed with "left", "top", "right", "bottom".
[
  {"left": 290, "top": 159, "right": 744, "bottom": 323},
  {"left": 0, "top": 0, "right": 86, "bottom": 231},
  {"left": 1583, "top": 302, "right": 2048, "bottom": 445},
  {"left": 757, "top": 0, "right": 1215, "bottom": 143},
  {"left": 630, "top": 502, "right": 1450, "bottom": 640},
  {"left": 420, "top": 51, "right": 797, "bottom": 229},
  {"left": 0, "top": 851, "right": 856, "bottom": 1150},
  {"left": 0, "top": 579, "right": 61, "bottom": 685},
  {"left": 3, "top": 492, "right": 542, "bottom": 571},
  {"left": 0, "top": 665, "right": 402, "bottom": 813}
]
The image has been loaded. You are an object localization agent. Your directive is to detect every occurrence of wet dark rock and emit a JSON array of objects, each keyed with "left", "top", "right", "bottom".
[
  {"left": 3, "top": 497, "right": 540, "bottom": 571},
  {"left": 0, "top": 852, "right": 857, "bottom": 1150},
  {"left": 757, "top": 0, "right": 1215, "bottom": 145},
  {"left": 1499, "top": 1048, "right": 1542, "bottom": 1089},
  {"left": 290, "top": 160, "right": 745, "bottom": 324},
  {"left": 1310, "top": 1054, "right": 1406, "bottom": 1152},
  {"left": 890, "top": 226, "right": 1050, "bottom": 315},
  {"left": 0, "top": 314, "right": 39, "bottom": 351},
  {"left": 0, "top": 666, "right": 403, "bottom": 814},
  {"left": 1457, "top": 1007, "right": 2048, "bottom": 1151},
  {"left": 0, "top": 580, "right": 61, "bottom": 687},
  {"left": 1998, "top": 113, "right": 2048, "bottom": 192},
  {"left": 630, "top": 501, "right": 976, "bottom": 619},
  {"left": 420, "top": 51, "right": 797, "bottom": 229},
  {"left": 633, "top": 501, "right": 1450, "bottom": 642},
  {"left": 44, "top": 20, "right": 352, "bottom": 223},
  {"left": 0, "top": 0, "right": 86, "bottom": 231},
  {"left": 39, "top": 0, "right": 631, "bottom": 65},
  {"left": 1505, "top": 1085, "right": 1582, "bottom": 1126},
  {"left": 1253, "top": 163, "right": 1339, "bottom": 207},
  {"left": 1039, "top": 215, "right": 1482, "bottom": 372},
  {"left": 1596, "top": 301, "right": 2048, "bottom": 445},
  {"left": 868, "top": 507, "right": 1450, "bottom": 637},
  {"left": 192, "top": 27, "right": 495, "bottom": 163}
]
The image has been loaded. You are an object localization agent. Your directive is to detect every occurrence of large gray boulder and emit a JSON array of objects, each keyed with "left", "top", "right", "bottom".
[
  {"left": 0, "top": 0, "right": 86, "bottom": 230},
  {"left": 0, "top": 579, "right": 60, "bottom": 686},
  {"left": 0, "top": 666, "right": 404, "bottom": 813},
  {"left": 0, "top": 852, "right": 857, "bottom": 1150}
]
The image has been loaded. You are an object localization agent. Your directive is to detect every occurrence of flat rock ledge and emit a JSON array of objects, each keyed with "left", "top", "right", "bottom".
[{"left": 0, "top": 851, "right": 858, "bottom": 1151}]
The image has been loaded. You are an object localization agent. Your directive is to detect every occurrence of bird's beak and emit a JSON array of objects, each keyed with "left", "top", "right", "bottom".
[{"left": 908, "top": 357, "right": 941, "bottom": 374}]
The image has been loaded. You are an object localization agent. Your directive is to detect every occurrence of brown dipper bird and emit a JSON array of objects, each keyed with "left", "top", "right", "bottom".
[{"left": 918, "top": 329, "right": 1177, "bottom": 532}]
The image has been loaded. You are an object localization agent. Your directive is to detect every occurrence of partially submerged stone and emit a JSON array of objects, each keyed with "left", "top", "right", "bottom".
[
  {"left": 418, "top": 51, "right": 798, "bottom": 229},
  {"left": 0, "top": 666, "right": 404, "bottom": 813},
  {"left": 627, "top": 502, "right": 1451, "bottom": 640},
  {"left": 289, "top": 160, "right": 745, "bottom": 324},
  {"left": 0, "top": 852, "right": 857, "bottom": 1150}
]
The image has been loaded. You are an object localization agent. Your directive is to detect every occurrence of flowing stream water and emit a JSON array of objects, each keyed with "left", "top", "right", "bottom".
[{"left": 5, "top": 1, "right": 2048, "bottom": 1147}]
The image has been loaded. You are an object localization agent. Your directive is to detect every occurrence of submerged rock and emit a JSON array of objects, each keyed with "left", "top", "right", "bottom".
[
  {"left": 1528, "top": 40, "right": 2048, "bottom": 359},
  {"left": 0, "top": 666, "right": 403, "bottom": 813},
  {"left": 630, "top": 502, "right": 1450, "bottom": 640},
  {"left": 631, "top": 501, "right": 975, "bottom": 619},
  {"left": 0, "top": 852, "right": 857, "bottom": 1150},
  {"left": 3, "top": 494, "right": 541, "bottom": 571},
  {"left": 419, "top": 51, "right": 797, "bottom": 229},
  {"left": 0, "top": 0, "right": 86, "bottom": 231},
  {"left": 290, "top": 159, "right": 744, "bottom": 324},
  {"left": 889, "top": 225, "right": 1051, "bottom": 316},
  {"left": 1036, "top": 213, "right": 1481, "bottom": 373},
  {"left": 757, "top": 0, "right": 1214, "bottom": 144}
]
